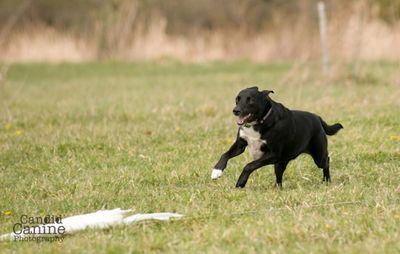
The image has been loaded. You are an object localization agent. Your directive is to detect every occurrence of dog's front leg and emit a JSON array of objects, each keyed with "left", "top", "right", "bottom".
[
  {"left": 211, "top": 136, "right": 247, "bottom": 180},
  {"left": 236, "top": 154, "right": 279, "bottom": 188}
]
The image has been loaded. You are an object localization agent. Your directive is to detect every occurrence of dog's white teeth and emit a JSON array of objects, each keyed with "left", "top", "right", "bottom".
[
  {"left": 211, "top": 169, "right": 223, "bottom": 179},
  {"left": 237, "top": 114, "right": 251, "bottom": 125},
  {"left": 238, "top": 116, "right": 247, "bottom": 125}
]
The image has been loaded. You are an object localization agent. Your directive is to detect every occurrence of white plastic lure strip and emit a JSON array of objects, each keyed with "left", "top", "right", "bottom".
[{"left": 0, "top": 209, "right": 183, "bottom": 241}]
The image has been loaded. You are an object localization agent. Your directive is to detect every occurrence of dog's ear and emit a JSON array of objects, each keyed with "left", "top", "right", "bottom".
[
  {"left": 261, "top": 90, "right": 274, "bottom": 97},
  {"left": 248, "top": 86, "right": 259, "bottom": 91}
]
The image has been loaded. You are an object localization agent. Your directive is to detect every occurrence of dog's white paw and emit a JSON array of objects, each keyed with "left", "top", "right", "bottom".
[{"left": 211, "top": 169, "right": 223, "bottom": 180}]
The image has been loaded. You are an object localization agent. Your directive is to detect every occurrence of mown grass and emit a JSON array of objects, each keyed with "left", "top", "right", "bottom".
[{"left": 0, "top": 61, "right": 399, "bottom": 253}]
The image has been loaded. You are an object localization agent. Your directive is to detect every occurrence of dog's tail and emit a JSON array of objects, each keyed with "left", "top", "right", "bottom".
[{"left": 319, "top": 117, "right": 343, "bottom": 136}]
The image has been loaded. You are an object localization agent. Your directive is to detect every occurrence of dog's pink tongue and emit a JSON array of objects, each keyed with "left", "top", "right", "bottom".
[{"left": 237, "top": 116, "right": 245, "bottom": 125}]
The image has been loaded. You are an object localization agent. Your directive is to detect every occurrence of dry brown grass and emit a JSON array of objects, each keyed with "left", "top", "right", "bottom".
[
  {"left": 1, "top": 2, "right": 400, "bottom": 63},
  {"left": 1, "top": 25, "right": 95, "bottom": 63}
]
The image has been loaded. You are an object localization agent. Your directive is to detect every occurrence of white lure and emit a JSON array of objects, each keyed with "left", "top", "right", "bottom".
[{"left": 0, "top": 209, "right": 183, "bottom": 241}]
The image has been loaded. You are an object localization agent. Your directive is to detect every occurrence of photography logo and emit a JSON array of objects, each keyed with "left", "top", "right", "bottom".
[{"left": 10, "top": 214, "right": 65, "bottom": 242}]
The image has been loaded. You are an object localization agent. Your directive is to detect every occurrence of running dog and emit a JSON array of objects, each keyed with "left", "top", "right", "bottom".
[{"left": 211, "top": 86, "right": 343, "bottom": 188}]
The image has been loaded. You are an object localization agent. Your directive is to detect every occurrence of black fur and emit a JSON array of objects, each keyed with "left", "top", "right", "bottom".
[{"left": 213, "top": 86, "right": 343, "bottom": 188}]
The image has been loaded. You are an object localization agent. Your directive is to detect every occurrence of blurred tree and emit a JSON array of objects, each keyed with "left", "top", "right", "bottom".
[
  {"left": 371, "top": 0, "right": 400, "bottom": 23},
  {"left": 1, "top": 0, "right": 399, "bottom": 34}
]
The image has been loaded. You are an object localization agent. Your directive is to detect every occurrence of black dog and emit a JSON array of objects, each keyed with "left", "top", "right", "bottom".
[{"left": 211, "top": 86, "right": 343, "bottom": 188}]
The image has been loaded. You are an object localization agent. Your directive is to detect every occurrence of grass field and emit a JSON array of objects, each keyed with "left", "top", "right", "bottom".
[{"left": 0, "top": 61, "right": 399, "bottom": 253}]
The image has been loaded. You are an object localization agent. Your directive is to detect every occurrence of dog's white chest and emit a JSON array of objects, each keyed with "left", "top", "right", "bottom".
[{"left": 239, "top": 126, "right": 266, "bottom": 160}]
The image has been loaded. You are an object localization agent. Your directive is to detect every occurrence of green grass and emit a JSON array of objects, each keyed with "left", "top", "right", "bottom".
[{"left": 0, "top": 61, "right": 399, "bottom": 253}]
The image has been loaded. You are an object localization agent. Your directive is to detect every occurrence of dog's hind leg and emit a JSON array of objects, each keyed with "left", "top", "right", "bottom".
[
  {"left": 274, "top": 161, "right": 289, "bottom": 188},
  {"left": 322, "top": 157, "right": 330, "bottom": 182},
  {"left": 312, "top": 153, "right": 331, "bottom": 183},
  {"left": 309, "top": 133, "right": 331, "bottom": 182}
]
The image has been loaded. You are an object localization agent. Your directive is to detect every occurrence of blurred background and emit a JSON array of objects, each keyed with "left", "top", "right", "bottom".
[{"left": 0, "top": 0, "right": 399, "bottom": 63}]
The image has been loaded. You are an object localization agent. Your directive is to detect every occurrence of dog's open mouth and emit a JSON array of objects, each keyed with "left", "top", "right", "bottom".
[{"left": 237, "top": 113, "right": 252, "bottom": 125}]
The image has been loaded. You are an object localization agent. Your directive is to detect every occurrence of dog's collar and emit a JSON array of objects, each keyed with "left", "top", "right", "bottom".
[
  {"left": 258, "top": 107, "right": 272, "bottom": 124},
  {"left": 241, "top": 108, "right": 272, "bottom": 127}
]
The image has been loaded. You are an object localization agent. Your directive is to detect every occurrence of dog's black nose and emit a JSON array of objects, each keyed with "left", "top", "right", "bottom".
[{"left": 233, "top": 108, "right": 241, "bottom": 116}]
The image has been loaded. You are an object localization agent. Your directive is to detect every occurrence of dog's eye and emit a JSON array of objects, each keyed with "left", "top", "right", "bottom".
[
  {"left": 236, "top": 96, "right": 240, "bottom": 104},
  {"left": 246, "top": 97, "right": 255, "bottom": 104}
]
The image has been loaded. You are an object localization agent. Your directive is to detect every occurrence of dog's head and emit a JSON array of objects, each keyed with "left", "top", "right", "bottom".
[{"left": 233, "top": 86, "right": 274, "bottom": 126}]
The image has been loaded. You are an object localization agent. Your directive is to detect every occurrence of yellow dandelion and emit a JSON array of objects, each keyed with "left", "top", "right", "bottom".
[
  {"left": 4, "top": 123, "right": 12, "bottom": 130},
  {"left": 15, "top": 130, "right": 23, "bottom": 136},
  {"left": 3, "top": 210, "right": 12, "bottom": 216}
]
